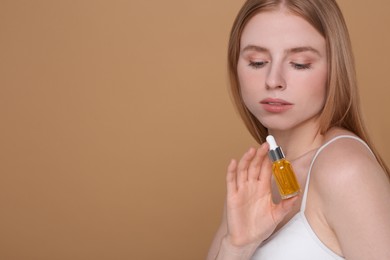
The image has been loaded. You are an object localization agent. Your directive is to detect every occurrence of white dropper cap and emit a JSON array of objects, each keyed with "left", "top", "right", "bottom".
[
  {"left": 266, "top": 135, "right": 285, "bottom": 161},
  {"left": 266, "top": 135, "right": 278, "bottom": 150}
]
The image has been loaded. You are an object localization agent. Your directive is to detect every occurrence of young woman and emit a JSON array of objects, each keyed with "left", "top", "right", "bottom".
[{"left": 207, "top": 0, "right": 390, "bottom": 259}]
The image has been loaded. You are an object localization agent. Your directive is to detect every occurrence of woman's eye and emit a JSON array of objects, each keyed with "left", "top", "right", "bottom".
[
  {"left": 291, "top": 62, "right": 311, "bottom": 70},
  {"left": 249, "top": 61, "right": 267, "bottom": 69}
]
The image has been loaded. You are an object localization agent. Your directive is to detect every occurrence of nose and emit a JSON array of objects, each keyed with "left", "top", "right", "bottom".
[{"left": 265, "top": 63, "right": 286, "bottom": 90}]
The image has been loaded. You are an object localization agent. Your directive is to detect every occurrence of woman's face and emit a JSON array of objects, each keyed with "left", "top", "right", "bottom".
[{"left": 238, "top": 10, "right": 327, "bottom": 133}]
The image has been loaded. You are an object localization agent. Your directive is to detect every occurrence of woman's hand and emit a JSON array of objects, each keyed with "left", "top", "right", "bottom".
[{"left": 225, "top": 143, "right": 298, "bottom": 248}]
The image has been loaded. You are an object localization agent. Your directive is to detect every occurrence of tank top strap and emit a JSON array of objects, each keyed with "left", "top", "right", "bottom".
[{"left": 300, "top": 135, "right": 373, "bottom": 212}]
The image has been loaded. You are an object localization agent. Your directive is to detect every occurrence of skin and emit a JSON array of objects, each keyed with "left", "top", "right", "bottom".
[{"left": 207, "top": 9, "right": 390, "bottom": 260}]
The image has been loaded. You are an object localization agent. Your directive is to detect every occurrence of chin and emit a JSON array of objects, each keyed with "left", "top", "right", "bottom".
[
  {"left": 259, "top": 115, "right": 321, "bottom": 133},
  {"left": 258, "top": 120, "right": 292, "bottom": 132}
]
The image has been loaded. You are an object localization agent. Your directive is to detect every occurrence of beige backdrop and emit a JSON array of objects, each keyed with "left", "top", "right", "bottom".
[{"left": 1, "top": 0, "right": 389, "bottom": 259}]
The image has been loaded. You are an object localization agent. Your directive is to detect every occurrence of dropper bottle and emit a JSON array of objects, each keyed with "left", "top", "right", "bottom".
[{"left": 266, "top": 135, "right": 300, "bottom": 199}]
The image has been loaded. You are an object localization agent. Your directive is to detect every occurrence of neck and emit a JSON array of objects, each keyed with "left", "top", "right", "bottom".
[{"left": 268, "top": 123, "right": 324, "bottom": 161}]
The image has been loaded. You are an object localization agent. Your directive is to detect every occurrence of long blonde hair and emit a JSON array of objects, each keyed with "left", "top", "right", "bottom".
[{"left": 227, "top": 0, "right": 390, "bottom": 177}]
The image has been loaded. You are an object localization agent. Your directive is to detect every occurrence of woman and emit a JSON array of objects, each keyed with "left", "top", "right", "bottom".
[{"left": 207, "top": 0, "right": 390, "bottom": 259}]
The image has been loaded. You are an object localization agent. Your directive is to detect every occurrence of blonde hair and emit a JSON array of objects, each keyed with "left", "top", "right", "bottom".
[{"left": 227, "top": 0, "right": 390, "bottom": 177}]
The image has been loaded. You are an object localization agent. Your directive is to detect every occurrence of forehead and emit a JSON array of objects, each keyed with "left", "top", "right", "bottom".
[{"left": 240, "top": 10, "right": 325, "bottom": 52}]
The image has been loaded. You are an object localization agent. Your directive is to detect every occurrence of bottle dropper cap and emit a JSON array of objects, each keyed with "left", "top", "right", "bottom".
[{"left": 266, "top": 135, "right": 285, "bottom": 162}]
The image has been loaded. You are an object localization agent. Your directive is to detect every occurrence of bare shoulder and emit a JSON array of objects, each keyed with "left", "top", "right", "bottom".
[
  {"left": 310, "top": 132, "right": 390, "bottom": 258},
  {"left": 311, "top": 133, "right": 388, "bottom": 194}
]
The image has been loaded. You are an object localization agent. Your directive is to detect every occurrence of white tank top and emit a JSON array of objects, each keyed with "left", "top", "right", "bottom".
[{"left": 251, "top": 135, "right": 372, "bottom": 260}]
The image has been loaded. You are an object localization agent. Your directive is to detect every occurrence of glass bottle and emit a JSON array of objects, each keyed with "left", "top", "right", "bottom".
[{"left": 266, "top": 135, "right": 300, "bottom": 199}]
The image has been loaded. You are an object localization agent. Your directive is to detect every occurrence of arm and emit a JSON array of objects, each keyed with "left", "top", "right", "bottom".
[
  {"left": 206, "top": 203, "right": 227, "bottom": 260},
  {"left": 207, "top": 143, "right": 298, "bottom": 260},
  {"left": 313, "top": 139, "right": 390, "bottom": 259}
]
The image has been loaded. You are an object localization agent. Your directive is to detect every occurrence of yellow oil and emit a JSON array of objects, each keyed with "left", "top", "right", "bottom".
[{"left": 272, "top": 159, "right": 300, "bottom": 199}]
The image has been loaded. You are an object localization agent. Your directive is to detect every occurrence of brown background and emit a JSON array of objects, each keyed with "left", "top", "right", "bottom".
[{"left": 0, "top": 0, "right": 389, "bottom": 259}]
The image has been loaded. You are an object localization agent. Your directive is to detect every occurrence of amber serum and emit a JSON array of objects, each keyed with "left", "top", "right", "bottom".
[{"left": 266, "top": 135, "right": 300, "bottom": 199}]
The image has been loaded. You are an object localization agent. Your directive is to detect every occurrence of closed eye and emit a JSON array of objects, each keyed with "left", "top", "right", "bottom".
[
  {"left": 291, "top": 62, "right": 311, "bottom": 70},
  {"left": 249, "top": 61, "right": 268, "bottom": 69}
]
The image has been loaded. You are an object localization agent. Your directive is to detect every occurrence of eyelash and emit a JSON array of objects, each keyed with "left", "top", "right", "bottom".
[
  {"left": 291, "top": 62, "right": 312, "bottom": 70},
  {"left": 248, "top": 61, "right": 312, "bottom": 70},
  {"left": 248, "top": 61, "right": 267, "bottom": 69}
]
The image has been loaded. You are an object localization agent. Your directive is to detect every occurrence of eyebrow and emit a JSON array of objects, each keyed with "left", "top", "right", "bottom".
[{"left": 241, "top": 45, "right": 322, "bottom": 56}]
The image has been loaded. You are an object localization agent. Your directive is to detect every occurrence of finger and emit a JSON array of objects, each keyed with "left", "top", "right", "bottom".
[
  {"left": 272, "top": 195, "right": 299, "bottom": 224},
  {"left": 248, "top": 143, "right": 269, "bottom": 181},
  {"left": 258, "top": 144, "right": 272, "bottom": 183},
  {"left": 226, "top": 159, "right": 238, "bottom": 194},
  {"left": 259, "top": 158, "right": 272, "bottom": 194},
  {"left": 247, "top": 147, "right": 263, "bottom": 180},
  {"left": 236, "top": 147, "right": 256, "bottom": 184}
]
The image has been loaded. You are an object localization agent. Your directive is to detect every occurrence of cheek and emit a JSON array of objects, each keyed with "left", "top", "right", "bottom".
[
  {"left": 237, "top": 61, "right": 250, "bottom": 89},
  {"left": 302, "top": 65, "right": 327, "bottom": 95},
  {"left": 312, "top": 70, "right": 327, "bottom": 103},
  {"left": 291, "top": 67, "right": 327, "bottom": 113},
  {"left": 237, "top": 65, "right": 252, "bottom": 99},
  {"left": 301, "top": 71, "right": 327, "bottom": 110},
  {"left": 238, "top": 76, "right": 262, "bottom": 109},
  {"left": 237, "top": 62, "right": 266, "bottom": 93}
]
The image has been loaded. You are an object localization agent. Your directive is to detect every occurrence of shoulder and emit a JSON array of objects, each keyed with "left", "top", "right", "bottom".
[
  {"left": 310, "top": 131, "right": 390, "bottom": 216},
  {"left": 310, "top": 133, "right": 384, "bottom": 194},
  {"left": 309, "top": 133, "right": 390, "bottom": 257},
  {"left": 308, "top": 129, "right": 390, "bottom": 210}
]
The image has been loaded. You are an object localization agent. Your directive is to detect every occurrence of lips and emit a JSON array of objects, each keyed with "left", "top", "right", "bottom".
[
  {"left": 260, "top": 98, "right": 293, "bottom": 113},
  {"left": 261, "top": 98, "right": 292, "bottom": 105}
]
